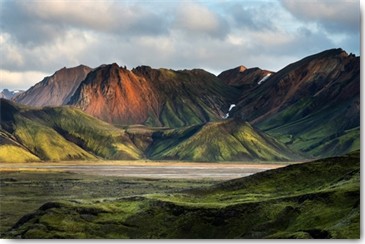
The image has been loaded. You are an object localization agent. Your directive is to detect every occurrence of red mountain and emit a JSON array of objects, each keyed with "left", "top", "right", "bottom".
[{"left": 68, "top": 64, "right": 240, "bottom": 127}]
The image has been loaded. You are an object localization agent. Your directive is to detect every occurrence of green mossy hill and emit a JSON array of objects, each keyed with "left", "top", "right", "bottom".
[
  {"left": 5, "top": 151, "right": 359, "bottom": 238},
  {"left": 0, "top": 99, "right": 297, "bottom": 162},
  {"left": 258, "top": 98, "right": 360, "bottom": 159},
  {"left": 0, "top": 99, "right": 143, "bottom": 162},
  {"left": 147, "top": 119, "right": 298, "bottom": 161},
  {"left": 0, "top": 131, "right": 40, "bottom": 163}
]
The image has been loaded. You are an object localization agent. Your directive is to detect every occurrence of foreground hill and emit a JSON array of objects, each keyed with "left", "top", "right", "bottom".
[
  {"left": 229, "top": 48, "right": 360, "bottom": 158},
  {"left": 4, "top": 151, "right": 359, "bottom": 238},
  {"left": 0, "top": 99, "right": 295, "bottom": 162}
]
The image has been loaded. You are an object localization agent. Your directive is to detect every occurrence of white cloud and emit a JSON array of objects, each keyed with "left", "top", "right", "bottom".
[
  {"left": 174, "top": 2, "right": 229, "bottom": 38},
  {"left": 0, "top": 70, "right": 48, "bottom": 90},
  {"left": 0, "top": 33, "right": 24, "bottom": 67}
]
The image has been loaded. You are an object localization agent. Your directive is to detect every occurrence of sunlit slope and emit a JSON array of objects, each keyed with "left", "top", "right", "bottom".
[
  {"left": 5, "top": 151, "right": 359, "bottom": 238},
  {"left": 0, "top": 131, "right": 40, "bottom": 163},
  {"left": 0, "top": 99, "right": 143, "bottom": 162},
  {"left": 147, "top": 119, "right": 297, "bottom": 161}
]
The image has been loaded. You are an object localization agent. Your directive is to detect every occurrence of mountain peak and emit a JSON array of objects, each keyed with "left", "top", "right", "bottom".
[
  {"left": 14, "top": 65, "right": 92, "bottom": 106},
  {"left": 238, "top": 65, "right": 247, "bottom": 72}
]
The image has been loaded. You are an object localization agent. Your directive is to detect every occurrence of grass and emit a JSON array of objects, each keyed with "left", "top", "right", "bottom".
[
  {"left": 1, "top": 99, "right": 297, "bottom": 163},
  {"left": 259, "top": 99, "right": 360, "bottom": 158},
  {"left": 1, "top": 151, "right": 359, "bottom": 239},
  {"left": 148, "top": 119, "right": 298, "bottom": 161},
  {"left": 0, "top": 145, "right": 40, "bottom": 163},
  {"left": 0, "top": 170, "right": 218, "bottom": 235}
]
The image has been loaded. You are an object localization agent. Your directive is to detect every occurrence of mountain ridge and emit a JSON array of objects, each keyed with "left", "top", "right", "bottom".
[
  {"left": 0, "top": 99, "right": 296, "bottom": 162},
  {"left": 3, "top": 48, "right": 360, "bottom": 160}
]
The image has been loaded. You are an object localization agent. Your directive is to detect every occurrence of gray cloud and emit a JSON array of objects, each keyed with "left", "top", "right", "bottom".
[
  {"left": 0, "top": 0, "right": 170, "bottom": 47},
  {"left": 228, "top": 2, "right": 277, "bottom": 31},
  {"left": 0, "top": 0, "right": 361, "bottom": 91},
  {"left": 280, "top": 0, "right": 360, "bottom": 34}
]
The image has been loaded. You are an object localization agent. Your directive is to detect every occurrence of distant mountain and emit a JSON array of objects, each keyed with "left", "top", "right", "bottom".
[
  {"left": 13, "top": 65, "right": 92, "bottom": 106},
  {"left": 0, "top": 99, "right": 296, "bottom": 162},
  {"left": 230, "top": 48, "right": 360, "bottom": 158},
  {"left": 0, "top": 89, "right": 24, "bottom": 99},
  {"left": 68, "top": 64, "right": 240, "bottom": 127}
]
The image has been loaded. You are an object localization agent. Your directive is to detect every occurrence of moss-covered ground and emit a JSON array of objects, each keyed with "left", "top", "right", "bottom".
[{"left": 1, "top": 151, "right": 359, "bottom": 239}]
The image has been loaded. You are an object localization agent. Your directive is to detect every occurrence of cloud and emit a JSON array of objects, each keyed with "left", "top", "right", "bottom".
[
  {"left": 0, "top": 0, "right": 360, "bottom": 91},
  {"left": 0, "top": 0, "right": 169, "bottom": 47},
  {"left": 174, "top": 2, "right": 229, "bottom": 38},
  {"left": 0, "top": 69, "right": 47, "bottom": 90},
  {"left": 280, "top": 0, "right": 360, "bottom": 34},
  {"left": 228, "top": 2, "right": 277, "bottom": 31}
]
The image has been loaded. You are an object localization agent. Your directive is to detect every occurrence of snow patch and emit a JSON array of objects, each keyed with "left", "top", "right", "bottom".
[
  {"left": 258, "top": 74, "right": 271, "bottom": 85},
  {"left": 228, "top": 104, "right": 236, "bottom": 111},
  {"left": 223, "top": 104, "right": 236, "bottom": 119}
]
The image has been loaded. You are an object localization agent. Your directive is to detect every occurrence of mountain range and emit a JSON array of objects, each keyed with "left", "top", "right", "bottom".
[
  {"left": 1, "top": 48, "right": 360, "bottom": 162},
  {"left": 0, "top": 89, "right": 24, "bottom": 100}
]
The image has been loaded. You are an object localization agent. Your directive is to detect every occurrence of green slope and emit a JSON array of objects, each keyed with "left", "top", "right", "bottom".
[
  {"left": 4, "top": 151, "right": 359, "bottom": 238},
  {"left": 230, "top": 49, "right": 359, "bottom": 159},
  {"left": 0, "top": 131, "right": 40, "bottom": 163},
  {"left": 0, "top": 99, "right": 297, "bottom": 162},
  {"left": 147, "top": 119, "right": 298, "bottom": 161},
  {"left": 258, "top": 100, "right": 360, "bottom": 158},
  {"left": 0, "top": 99, "right": 143, "bottom": 162}
]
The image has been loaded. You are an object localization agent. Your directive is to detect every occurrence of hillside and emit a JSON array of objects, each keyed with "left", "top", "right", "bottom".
[
  {"left": 0, "top": 99, "right": 296, "bottom": 162},
  {"left": 5, "top": 48, "right": 360, "bottom": 159},
  {"left": 4, "top": 151, "right": 359, "bottom": 238},
  {"left": 68, "top": 65, "right": 239, "bottom": 127},
  {"left": 0, "top": 99, "right": 143, "bottom": 162},
  {"left": 230, "top": 48, "right": 360, "bottom": 158},
  {"left": 13, "top": 65, "right": 92, "bottom": 106},
  {"left": 145, "top": 119, "right": 297, "bottom": 161}
]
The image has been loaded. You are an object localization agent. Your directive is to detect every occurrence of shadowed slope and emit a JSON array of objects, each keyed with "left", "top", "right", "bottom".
[{"left": 230, "top": 49, "right": 359, "bottom": 158}]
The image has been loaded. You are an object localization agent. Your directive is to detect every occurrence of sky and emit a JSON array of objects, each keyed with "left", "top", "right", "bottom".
[{"left": 0, "top": 0, "right": 361, "bottom": 91}]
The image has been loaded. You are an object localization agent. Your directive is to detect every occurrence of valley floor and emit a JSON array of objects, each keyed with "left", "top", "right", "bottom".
[{"left": 0, "top": 161, "right": 285, "bottom": 179}]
